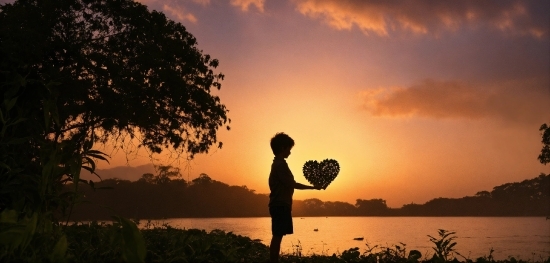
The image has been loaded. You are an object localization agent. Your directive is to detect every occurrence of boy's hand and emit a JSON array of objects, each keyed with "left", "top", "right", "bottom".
[{"left": 314, "top": 185, "right": 324, "bottom": 190}]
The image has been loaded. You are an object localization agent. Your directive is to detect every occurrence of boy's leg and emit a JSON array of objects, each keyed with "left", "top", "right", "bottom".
[{"left": 270, "top": 235, "right": 283, "bottom": 263}]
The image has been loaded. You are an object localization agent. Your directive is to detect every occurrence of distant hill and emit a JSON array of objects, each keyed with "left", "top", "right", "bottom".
[
  {"left": 80, "top": 164, "right": 155, "bottom": 181},
  {"left": 66, "top": 172, "right": 549, "bottom": 220}
]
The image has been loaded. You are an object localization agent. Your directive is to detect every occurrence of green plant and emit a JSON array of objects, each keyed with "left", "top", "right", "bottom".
[
  {"left": 61, "top": 219, "right": 145, "bottom": 262},
  {"left": 0, "top": 209, "right": 68, "bottom": 262},
  {"left": 474, "top": 248, "right": 495, "bottom": 263},
  {"left": 140, "top": 226, "right": 269, "bottom": 262},
  {"left": 428, "top": 229, "right": 458, "bottom": 262},
  {"left": 292, "top": 240, "right": 304, "bottom": 257},
  {"left": 341, "top": 247, "right": 361, "bottom": 262},
  {"left": 0, "top": 69, "right": 114, "bottom": 260}
]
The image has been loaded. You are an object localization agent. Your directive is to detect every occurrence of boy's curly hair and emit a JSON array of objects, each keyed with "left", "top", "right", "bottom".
[{"left": 270, "top": 132, "right": 295, "bottom": 155}]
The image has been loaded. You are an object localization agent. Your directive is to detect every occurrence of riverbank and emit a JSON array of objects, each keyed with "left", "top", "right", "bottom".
[{"left": 8, "top": 220, "right": 547, "bottom": 263}]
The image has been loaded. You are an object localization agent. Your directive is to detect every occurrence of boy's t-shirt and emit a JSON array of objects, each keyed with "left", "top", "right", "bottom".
[{"left": 268, "top": 158, "right": 296, "bottom": 208}]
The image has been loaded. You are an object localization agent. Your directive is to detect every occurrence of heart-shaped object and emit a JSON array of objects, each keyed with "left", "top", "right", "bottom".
[{"left": 302, "top": 159, "right": 340, "bottom": 189}]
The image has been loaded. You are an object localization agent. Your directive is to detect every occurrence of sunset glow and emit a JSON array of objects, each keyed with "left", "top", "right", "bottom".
[{"left": 73, "top": 0, "right": 550, "bottom": 207}]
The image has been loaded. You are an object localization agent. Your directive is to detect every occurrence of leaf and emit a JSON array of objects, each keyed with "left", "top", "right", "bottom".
[
  {"left": 0, "top": 225, "right": 27, "bottom": 247},
  {"left": 448, "top": 242, "right": 457, "bottom": 250},
  {"left": 82, "top": 156, "right": 97, "bottom": 172},
  {"left": 0, "top": 209, "right": 18, "bottom": 224},
  {"left": 69, "top": 158, "right": 82, "bottom": 191},
  {"left": 86, "top": 150, "right": 110, "bottom": 163},
  {"left": 119, "top": 217, "right": 146, "bottom": 263},
  {"left": 49, "top": 235, "right": 68, "bottom": 262},
  {"left": 0, "top": 212, "right": 38, "bottom": 251},
  {"left": 83, "top": 139, "right": 93, "bottom": 151},
  {"left": 4, "top": 97, "right": 18, "bottom": 111},
  {"left": 19, "top": 213, "right": 38, "bottom": 251}
]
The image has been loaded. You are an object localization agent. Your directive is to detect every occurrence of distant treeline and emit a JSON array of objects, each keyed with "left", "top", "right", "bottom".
[{"left": 67, "top": 171, "right": 550, "bottom": 221}]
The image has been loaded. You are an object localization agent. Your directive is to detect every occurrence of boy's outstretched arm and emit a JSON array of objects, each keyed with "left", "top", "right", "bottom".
[{"left": 294, "top": 182, "right": 323, "bottom": 190}]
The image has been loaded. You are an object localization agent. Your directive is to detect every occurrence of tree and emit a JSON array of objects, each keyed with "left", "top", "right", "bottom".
[
  {"left": 474, "top": 191, "right": 491, "bottom": 198},
  {"left": 1, "top": 0, "right": 229, "bottom": 156},
  {"left": 539, "top": 123, "right": 550, "bottom": 165},
  {"left": 355, "top": 199, "right": 389, "bottom": 215},
  {"left": 192, "top": 173, "right": 213, "bottom": 185},
  {"left": 139, "top": 173, "right": 155, "bottom": 184},
  {"left": 138, "top": 165, "right": 182, "bottom": 184},
  {"left": 0, "top": 0, "right": 229, "bottom": 220}
]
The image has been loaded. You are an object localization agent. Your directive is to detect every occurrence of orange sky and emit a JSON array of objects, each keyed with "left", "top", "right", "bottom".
[{"left": 85, "top": 0, "right": 550, "bottom": 207}]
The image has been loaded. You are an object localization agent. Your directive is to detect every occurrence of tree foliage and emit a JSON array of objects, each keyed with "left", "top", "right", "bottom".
[
  {"left": 0, "top": 0, "right": 229, "bottom": 216},
  {"left": 539, "top": 123, "right": 550, "bottom": 165},
  {"left": 1, "top": 0, "right": 228, "bottom": 260},
  {"left": 355, "top": 198, "right": 389, "bottom": 215},
  {"left": 70, "top": 174, "right": 269, "bottom": 219},
  {"left": 192, "top": 173, "right": 213, "bottom": 185},
  {"left": 138, "top": 165, "right": 183, "bottom": 184},
  {"left": 1, "top": 0, "right": 229, "bottom": 157},
  {"left": 67, "top": 173, "right": 550, "bottom": 220}
]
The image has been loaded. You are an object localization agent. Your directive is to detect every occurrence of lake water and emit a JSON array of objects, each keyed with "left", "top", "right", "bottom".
[{"left": 140, "top": 217, "right": 550, "bottom": 260}]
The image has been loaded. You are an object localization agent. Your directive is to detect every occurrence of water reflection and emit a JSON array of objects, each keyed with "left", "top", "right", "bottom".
[{"left": 139, "top": 217, "right": 550, "bottom": 260}]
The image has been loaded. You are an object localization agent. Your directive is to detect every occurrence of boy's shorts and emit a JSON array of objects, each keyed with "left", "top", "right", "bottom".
[{"left": 269, "top": 205, "right": 293, "bottom": 236}]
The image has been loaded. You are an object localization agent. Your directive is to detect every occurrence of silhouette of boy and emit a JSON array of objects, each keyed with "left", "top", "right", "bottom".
[{"left": 268, "top": 132, "right": 322, "bottom": 262}]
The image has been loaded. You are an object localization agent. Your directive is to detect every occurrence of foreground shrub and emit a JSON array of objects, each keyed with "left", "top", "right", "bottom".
[
  {"left": 65, "top": 221, "right": 269, "bottom": 262},
  {"left": 141, "top": 226, "right": 269, "bottom": 262},
  {"left": 5, "top": 222, "right": 549, "bottom": 262}
]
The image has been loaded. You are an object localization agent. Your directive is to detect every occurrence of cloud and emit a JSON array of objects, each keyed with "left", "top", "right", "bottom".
[
  {"left": 230, "top": 0, "right": 265, "bottom": 12},
  {"left": 162, "top": 4, "right": 198, "bottom": 23},
  {"left": 192, "top": 0, "right": 211, "bottom": 5},
  {"left": 293, "top": 0, "right": 549, "bottom": 37},
  {"left": 134, "top": 1, "right": 200, "bottom": 23},
  {"left": 360, "top": 79, "right": 550, "bottom": 124},
  {"left": 138, "top": 0, "right": 264, "bottom": 21}
]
